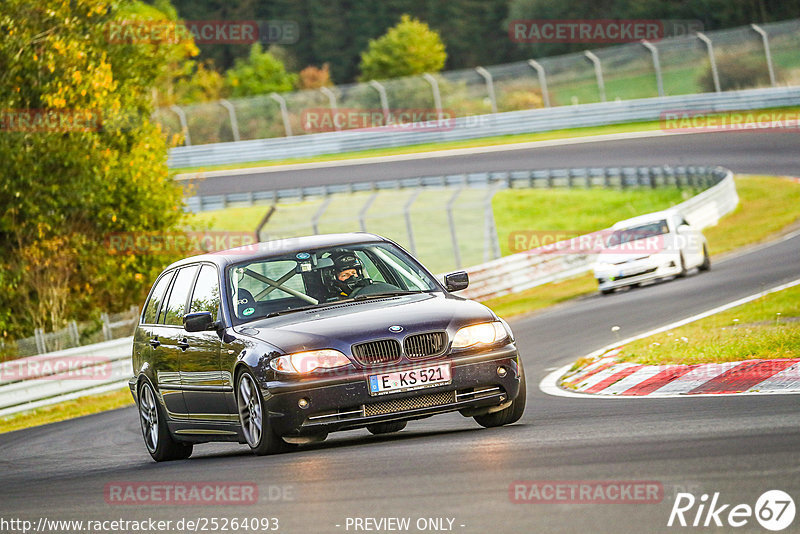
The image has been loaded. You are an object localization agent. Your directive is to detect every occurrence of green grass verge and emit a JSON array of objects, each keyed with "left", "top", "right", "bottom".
[
  {"left": 0, "top": 388, "right": 134, "bottom": 435},
  {"left": 174, "top": 106, "right": 800, "bottom": 173},
  {"left": 617, "top": 283, "right": 800, "bottom": 365}
]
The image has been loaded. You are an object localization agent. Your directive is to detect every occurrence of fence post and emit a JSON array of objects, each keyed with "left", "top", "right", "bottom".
[
  {"left": 696, "top": 32, "right": 721, "bottom": 93},
  {"left": 34, "top": 328, "right": 46, "bottom": 354},
  {"left": 403, "top": 190, "right": 422, "bottom": 255},
  {"left": 101, "top": 313, "right": 112, "bottom": 341},
  {"left": 270, "top": 93, "right": 293, "bottom": 137},
  {"left": 750, "top": 24, "right": 777, "bottom": 87},
  {"left": 219, "top": 99, "right": 241, "bottom": 142},
  {"left": 526, "top": 59, "right": 550, "bottom": 108},
  {"left": 311, "top": 196, "right": 332, "bottom": 234},
  {"left": 641, "top": 41, "right": 664, "bottom": 97},
  {"left": 583, "top": 51, "right": 606, "bottom": 103},
  {"left": 320, "top": 87, "right": 341, "bottom": 131},
  {"left": 422, "top": 73, "right": 443, "bottom": 121},
  {"left": 169, "top": 105, "right": 191, "bottom": 146},
  {"left": 475, "top": 66, "right": 498, "bottom": 114},
  {"left": 68, "top": 321, "right": 80, "bottom": 347},
  {"left": 368, "top": 80, "right": 390, "bottom": 122},
  {"left": 446, "top": 188, "right": 464, "bottom": 268},
  {"left": 484, "top": 187, "right": 502, "bottom": 262}
]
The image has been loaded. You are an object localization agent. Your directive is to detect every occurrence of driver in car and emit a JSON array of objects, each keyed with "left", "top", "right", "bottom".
[{"left": 327, "top": 251, "right": 370, "bottom": 298}]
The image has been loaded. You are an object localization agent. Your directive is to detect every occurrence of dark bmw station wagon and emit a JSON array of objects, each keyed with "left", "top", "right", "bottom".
[{"left": 130, "top": 233, "right": 525, "bottom": 461}]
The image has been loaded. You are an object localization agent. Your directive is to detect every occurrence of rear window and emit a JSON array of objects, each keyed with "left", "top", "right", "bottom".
[
  {"left": 160, "top": 266, "right": 198, "bottom": 326},
  {"left": 142, "top": 271, "right": 174, "bottom": 325}
]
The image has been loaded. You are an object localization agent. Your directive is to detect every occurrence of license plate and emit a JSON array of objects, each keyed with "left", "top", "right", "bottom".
[{"left": 368, "top": 363, "right": 452, "bottom": 396}]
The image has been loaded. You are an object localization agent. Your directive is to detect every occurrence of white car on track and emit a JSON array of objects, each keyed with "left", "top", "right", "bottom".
[{"left": 592, "top": 209, "right": 711, "bottom": 294}]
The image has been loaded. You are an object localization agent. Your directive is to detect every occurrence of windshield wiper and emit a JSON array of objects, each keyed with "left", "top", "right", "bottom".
[
  {"left": 265, "top": 299, "right": 355, "bottom": 318},
  {"left": 353, "top": 290, "right": 424, "bottom": 300}
]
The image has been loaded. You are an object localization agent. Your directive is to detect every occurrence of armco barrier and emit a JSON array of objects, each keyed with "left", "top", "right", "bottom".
[
  {"left": 0, "top": 337, "right": 132, "bottom": 417},
  {"left": 0, "top": 167, "right": 736, "bottom": 415},
  {"left": 455, "top": 167, "right": 737, "bottom": 301},
  {"left": 168, "top": 86, "right": 800, "bottom": 168}
]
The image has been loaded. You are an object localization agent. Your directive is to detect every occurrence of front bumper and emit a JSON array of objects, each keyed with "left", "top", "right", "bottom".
[
  {"left": 595, "top": 256, "right": 681, "bottom": 291},
  {"left": 263, "top": 344, "right": 521, "bottom": 436}
]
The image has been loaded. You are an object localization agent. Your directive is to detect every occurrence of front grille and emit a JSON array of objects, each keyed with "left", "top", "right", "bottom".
[
  {"left": 404, "top": 332, "right": 447, "bottom": 359},
  {"left": 364, "top": 391, "right": 456, "bottom": 417},
  {"left": 352, "top": 339, "right": 402, "bottom": 366}
]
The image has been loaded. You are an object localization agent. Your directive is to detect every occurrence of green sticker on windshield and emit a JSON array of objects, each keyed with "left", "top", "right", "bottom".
[{"left": 242, "top": 307, "right": 255, "bottom": 316}]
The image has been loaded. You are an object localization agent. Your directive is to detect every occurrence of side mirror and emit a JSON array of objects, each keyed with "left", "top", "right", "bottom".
[
  {"left": 444, "top": 271, "right": 469, "bottom": 292},
  {"left": 183, "top": 311, "right": 215, "bottom": 332}
]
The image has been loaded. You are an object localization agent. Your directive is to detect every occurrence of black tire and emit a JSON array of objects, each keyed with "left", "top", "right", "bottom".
[
  {"left": 676, "top": 254, "right": 688, "bottom": 278},
  {"left": 138, "top": 380, "right": 193, "bottom": 462},
  {"left": 237, "top": 370, "right": 289, "bottom": 455},
  {"left": 366, "top": 420, "right": 407, "bottom": 435},
  {"left": 699, "top": 245, "right": 711, "bottom": 272},
  {"left": 474, "top": 359, "right": 527, "bottom": 428},
  {"left": 600, "top": 288, "right": 614, "bottom": 295}
]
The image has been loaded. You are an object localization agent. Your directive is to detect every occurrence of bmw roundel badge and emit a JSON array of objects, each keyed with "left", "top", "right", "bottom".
[{"left": 389, "top": 325, "right": 403, "bottom": 333}]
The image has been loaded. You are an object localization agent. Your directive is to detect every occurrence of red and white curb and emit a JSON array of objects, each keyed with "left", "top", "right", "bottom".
[
  {"left": 539, "top": 277, "right": 800, "bottom": 399},
  {"left": 559, "top": 348, "right": 800, "bottom": 396}
]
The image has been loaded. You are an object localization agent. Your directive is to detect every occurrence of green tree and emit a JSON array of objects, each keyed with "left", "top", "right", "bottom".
[
  {"left": 224, "top": 43, "right": 298, "bottom": 97},
  {"left": 0, "top": 0, "right": 191, "bottom": 339},
  {"left": 358, "top": 14, "right": 447, "bottom": 81}
]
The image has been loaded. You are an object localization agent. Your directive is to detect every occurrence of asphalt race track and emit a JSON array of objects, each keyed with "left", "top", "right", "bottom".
[
  {"left": 185, "top": 130, "right": 799, "bottom": 196},
  {"left": 1, "top": 132, "right": 799, "bottom": 533}
]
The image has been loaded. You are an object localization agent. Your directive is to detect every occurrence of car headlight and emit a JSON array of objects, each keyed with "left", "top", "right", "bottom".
[
  {"left": 452, "top": 321, "right": 508, "bottom": 349},
  {"left": 270, "top": 349, "right": 351, "bottom": 374}
]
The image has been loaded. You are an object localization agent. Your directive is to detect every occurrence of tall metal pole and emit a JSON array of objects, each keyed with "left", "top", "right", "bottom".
[
  {"left": 526, "top": 59, "right": 550, "bottom": 108},
  {"left": 270, "top": 92, "right": 293, "bottom": 136},
  {"left": 446, "top": 188, "right": 464, "bottom": 268},
  {"left": 475, "top": 66, "right": 498, "bottom": 114},
  {"left": 368, "top": 80, "right": 390, "bottom": 124},
  {"left": 422, "top": 73, "right": 443, "bottom": 121},
  {"left": 170, "top": 105, "right": 191, "bottom": 146},
  {"left": 750, "top": 24, "right": 777, "bottom": 87},
  {"left": 641, "top": 41, "right": 664, "bottom": 97},
  {"left": 696, "top": 32, "right": 720, "bottom": 93},
  {"left": 319, "top": 86, "right": 341, "bottom": 131},
  {"left": 403, "top": 190, "right": 421, "bottom": 255},
  {"left": 219, "top": 99, "right": 241, "bottom": 142},
  {"left": 583, "top": 51, "right": 606, "bottom": 102}
]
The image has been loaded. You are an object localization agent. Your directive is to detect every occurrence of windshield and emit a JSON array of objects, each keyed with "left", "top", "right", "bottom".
[
  {"left": 227, "top": 242, "right": 440, "bottom": 323},
  {"left": 606, "top": 219, "right": 670, "bottom": 247}
]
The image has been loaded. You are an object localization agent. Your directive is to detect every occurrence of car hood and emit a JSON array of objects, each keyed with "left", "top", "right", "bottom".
[{"left": 233, "top": 292, "right": 495, "bottom": 354}]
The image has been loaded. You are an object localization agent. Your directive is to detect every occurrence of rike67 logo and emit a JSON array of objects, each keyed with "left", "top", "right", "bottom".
[{"left": 668, "top": 490, "right": 795, "bottom": 531}]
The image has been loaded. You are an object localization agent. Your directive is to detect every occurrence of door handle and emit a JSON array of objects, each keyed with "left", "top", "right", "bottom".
[
  {"left": 177, "top": 338, "right": 190, "bottom": 351},
  {"left": 149, "top": 338, "right": 160, "bottom": 348}
]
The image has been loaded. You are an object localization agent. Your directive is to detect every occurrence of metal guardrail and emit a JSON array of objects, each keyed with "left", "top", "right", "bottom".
[
  {"left": 168, "top": 86, "right": 800, "bottom": 168},
  {"left": 0, "top": 166, "right": 736, "bottom": 416}
]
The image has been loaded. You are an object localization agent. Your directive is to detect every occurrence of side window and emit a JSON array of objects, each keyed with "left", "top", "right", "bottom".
[
  {"left": 190, "top": 265, "right": 220, "bottom": 317},
  {"left": 143, "top": 271, "right": 174, "bottom": 324},
  {"left": 356, "top": 251, "right": 387, "bottom": 283},
  {"left": 161, "top": 266, "right": 198, "bottom": 326}
]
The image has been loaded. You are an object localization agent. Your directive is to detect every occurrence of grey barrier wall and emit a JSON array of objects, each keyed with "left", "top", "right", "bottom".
[{"left": 167, "top": 85, "right": 800, "bottom": 168}]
